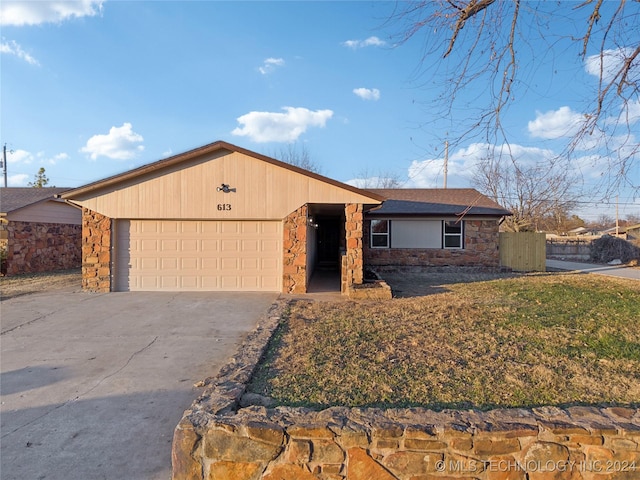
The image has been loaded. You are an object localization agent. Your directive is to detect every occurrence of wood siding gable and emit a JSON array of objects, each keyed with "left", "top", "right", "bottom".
[{"left": 65, "top": 148, "right": 381, "bottom": 219}]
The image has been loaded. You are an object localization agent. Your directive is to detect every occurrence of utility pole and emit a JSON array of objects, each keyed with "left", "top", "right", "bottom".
[
  {"left": 2, "top": 143, "right": 7, "bottom": 188},
  {"left": 443, "top": 140, "right": 448, "bottom": 189},
  {"left": 616, "top": 195, "right": 619, "bottom": 236}
]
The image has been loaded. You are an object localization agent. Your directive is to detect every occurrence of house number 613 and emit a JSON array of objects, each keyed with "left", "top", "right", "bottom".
[{"left": 217, "top": 203, "right": 232, "bottom": 211}]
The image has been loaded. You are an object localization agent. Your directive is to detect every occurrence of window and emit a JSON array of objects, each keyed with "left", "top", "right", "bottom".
[
  {"left": 443, "top": 220, "right": 463, "bottom": 248},
  {"left": 370, "top": 219, "right": 389, "bottom": 248},
  {"left": 391, "top": 220, "right": 441, "bottom": 248},
  {"left": 369, "top": 219, "right": 466, "bottom": 249}
]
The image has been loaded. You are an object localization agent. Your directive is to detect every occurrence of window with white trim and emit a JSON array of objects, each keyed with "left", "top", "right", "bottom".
[
  {"left": 443, "top": 220, "right": 464, "bottom": 248},
  {"left": 369, "top": 219, "right": 465, "bottom": 249},
  {"left": 370, "top": 219, "right": 389, "bottom": 248}
]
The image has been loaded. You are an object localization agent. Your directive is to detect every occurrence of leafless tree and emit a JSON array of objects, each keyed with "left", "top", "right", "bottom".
[
  {"left": 270, "top": 142, "right": 322, "bottom": 174},
  {"left": 389, "top": 0, "right": 639, "bottom": 196},
  {"left": 473, "top": 152, "right": 579, "bottom": 232},
  {"left": 351, "top": 167, "right": 403, "bottom": 189}
]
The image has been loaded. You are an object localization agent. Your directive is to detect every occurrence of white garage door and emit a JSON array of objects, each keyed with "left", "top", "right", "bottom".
[{"left": 115, "top": 220, "right": 282, "bottom": 291}]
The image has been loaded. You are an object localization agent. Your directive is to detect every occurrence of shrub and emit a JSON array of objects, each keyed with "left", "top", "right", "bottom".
[{"left": 590, "top": 235, "right": 640, "bottom": 263}]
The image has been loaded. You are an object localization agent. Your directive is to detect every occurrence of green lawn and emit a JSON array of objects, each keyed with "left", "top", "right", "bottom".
[{"left": 248, "top": 273, "right": 640, "bottom": 410}]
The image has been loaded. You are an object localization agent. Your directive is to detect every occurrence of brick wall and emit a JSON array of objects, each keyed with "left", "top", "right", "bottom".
[
  {"left": 283, "top": 205, "right": 308, "bottom": 294},
  {"left": 82, "top": 208, "right": 111, "bottom": 292},
  {"left": 364, "top": 219, "right": 501, "bottom": 268},
  {"left": 172, "top": 303, "right": 640, "bottom": 480},
  {"left": 5, "top": 221, "right": 81, "bottom": 276}
]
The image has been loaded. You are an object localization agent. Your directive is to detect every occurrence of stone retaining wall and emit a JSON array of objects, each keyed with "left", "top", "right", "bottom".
[
  {"left": 4, "top": 220, "right": 81, "bottom": 276},
  {"left": 172, "top": 301, "right": 640, "bottom": 480},
  {"left": 364, "top": 219, "right": 500, "bottom": 268}
]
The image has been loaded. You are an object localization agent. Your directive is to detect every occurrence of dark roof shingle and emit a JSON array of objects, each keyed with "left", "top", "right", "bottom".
[
  {"left": 365, "top": 188, "right": 511, "bottom": 217},
  {"left": 1, "top": 187, "right": 71, "bottom": 214}
]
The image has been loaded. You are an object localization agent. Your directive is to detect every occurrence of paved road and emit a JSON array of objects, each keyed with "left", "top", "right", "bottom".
[
  {"left": 1, "top": 288, "right": 277, "bottom": 480},
  {"left": 546, "top": 259, "right": 640, "bottom": 280}
]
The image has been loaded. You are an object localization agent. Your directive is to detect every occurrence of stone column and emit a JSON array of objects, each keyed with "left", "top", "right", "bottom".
[
  {"left": 283, "top": 205, "right": 308, "bottom": 294},
  {"left": 342, "top": 203, "right": 363, "bottom": 295},
  {"left": 82, "top": 208, "right": 112, "bottom": 292}
]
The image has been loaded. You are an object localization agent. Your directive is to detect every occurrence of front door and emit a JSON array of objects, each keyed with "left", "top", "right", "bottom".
[{"left": 316, "top": 218, "right": 341, "bottom": 268}]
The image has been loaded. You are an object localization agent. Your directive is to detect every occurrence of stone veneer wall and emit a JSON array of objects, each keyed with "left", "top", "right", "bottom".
[
  {"left": 341, "top": 203, "right": 364, "bottom": 295},
  {"left": 82, "top": 208, "right": 111, "bottom": 292},
  {"left": 364, "top": 219, "right": 501, "bottom": 268},
  {"left": 283, "top": 205, "right": 308, "bottom": 294},
  {"left": 172, "top": 302, "right": 640, "bottom": 480},
  {"left": 5, "top": 221, "right": 81, "bottom": 276}
]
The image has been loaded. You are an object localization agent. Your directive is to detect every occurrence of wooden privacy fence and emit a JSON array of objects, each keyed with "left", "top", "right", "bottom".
[{"left": 499, "top": 232, "right": 546, "bottom": 271}]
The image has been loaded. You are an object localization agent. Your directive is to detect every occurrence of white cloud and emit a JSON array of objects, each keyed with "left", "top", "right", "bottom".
[
  {"left": 48, "top": 152, "right": 69, "bottom": 165},
  {"left": 231, "top": 107, "right": 333, "bottom": 143},
  {"left": 0, "top": 39, "right": 39, "bottom": 65},
  {"left": 353, "top": 87, "right": 380, "bottom": 101},
  {"left": 0, "top": 0, "right": 104, "bottom": 26},
  {"left": 8, "top": 174, "right": 29, "bottom": 186},
  {"left": 7, "top": 149, "right": 34, "bottom": 164},
  {"left": 405, "top": 142, "right": 557, "bottom": 188},
  {"left": 81, "top": 123, "right": 144, "bottom": 160},
  {"left": 585, "top": 47, "right": 638, "bottom": 83},
  {"left": 342, "top": 36, "right": 386, "bottom": 49},
  {"left": 6, "top": 149, "right": 69, "bottom": 166},
  {"left": 527, "top": 106, "right": 586, "bottom": 140},
  {"left": 258, "top": 57, "right": 285, "bottom": 75}
]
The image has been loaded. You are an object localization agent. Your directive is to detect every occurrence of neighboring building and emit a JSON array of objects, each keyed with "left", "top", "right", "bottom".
[
  {"left": 61, "top": 141, "right": 510, "bottom": 294},
  {"left": 626, "top": 223, "right": 640, "bottom": 241},
  {"left": 0, "top": 187, "right": 82, "bottom": 275}
]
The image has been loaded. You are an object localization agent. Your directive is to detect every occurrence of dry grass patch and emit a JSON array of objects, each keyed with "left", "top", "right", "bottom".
[
  {"left": 0, "top": 269, "right": 81, "bottom": 300},
  {"left": 248, "top": 273, "right": 640, "bottom": 410}
]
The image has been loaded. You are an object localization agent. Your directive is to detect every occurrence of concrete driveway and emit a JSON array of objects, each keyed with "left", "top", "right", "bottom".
[
  {"left": 546, "top": 259, "right": 640, "bottom": 280},
  {"left": 0, "top": 287, "right": 277, "bottom": 480}
]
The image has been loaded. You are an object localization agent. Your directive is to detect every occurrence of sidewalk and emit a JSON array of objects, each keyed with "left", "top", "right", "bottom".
[{"left": 546, "top": 259, "right": 640, "bottom": 280}]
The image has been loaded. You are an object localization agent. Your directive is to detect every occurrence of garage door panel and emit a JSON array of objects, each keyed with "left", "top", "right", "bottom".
[
  {"left": 201, "top": 258, "right": 218, "bottom": 269},
  {"left": 116, "top": 220, "right": 281, "bottom": 291},
  {"left": 242, "top": 258, "right": 259, "bottom": 270},
  {"left": 242, "top": 239, "right": 259, "bottom": 252},
  {"left": 180, "top": 222, "right": 198, "bottom": 233},
  {"left": 180, "top": 239, "right": 198, "bottom": 251},
  {"left": 202, "top": 239, "right": 219, "bottom": 251},
  {"left": 221, "top": 257, "right": 238, "bottom": 270},
  {"left": 220, "top": 222, "right": 239, "bottom": 234},
  {"left": 221, "top": 239, "right": 239, "bottom": 252},
  {"left": 161, "top": 222, "right": 179, "bottom": 233},
  {"left": 221, "top": 276, "right": 238, "bottom": 288},
  {"left": 181, "top": 258, "right": 198, "bottom": 270}
]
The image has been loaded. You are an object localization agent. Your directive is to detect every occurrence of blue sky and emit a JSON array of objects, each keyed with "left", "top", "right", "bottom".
[{"left": 1, "top": 0, "right": 638, "bottom": 221}]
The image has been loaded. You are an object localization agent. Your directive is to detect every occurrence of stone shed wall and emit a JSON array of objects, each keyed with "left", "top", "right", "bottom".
[
  {"left": 364, "top": 219, "right": 501, "bottom": 268},
  {"left": 172, "top": 303, "right": 640, "bottom": 480},
  {"left": 4, "top": 220, "right": 81, "bottom": 276}
]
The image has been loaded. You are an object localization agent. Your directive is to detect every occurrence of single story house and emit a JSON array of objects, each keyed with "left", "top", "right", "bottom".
[
  {"left": 61, "top": 141, "right": 510, "bottom": 294},
  {"left": 1, "top": 187, "right": 82, "bottom": 275}
]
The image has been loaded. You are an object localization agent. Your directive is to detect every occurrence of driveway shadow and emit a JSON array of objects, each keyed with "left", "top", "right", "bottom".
[
  {"left": 378, "top": 270, "right": 521, "bottom": 298},
  {"left": 0, "top": 389, "right": 191, "bottom": 480},
  {"left": 1, "top": 366, "right": 70, "bottom": 395}
]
